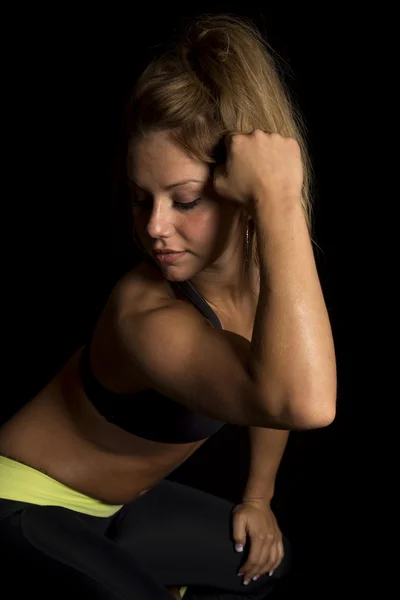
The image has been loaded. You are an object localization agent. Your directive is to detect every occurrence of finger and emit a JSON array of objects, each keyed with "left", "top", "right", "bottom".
[
  {"left": 224, "top": 131, "right": 240, "bottom": 145},
  {"left": 271, "top": 537, "right": 285, "bottom": 573},
  {"left": 212, "top": 164, "right": 230, "bottom": 198},
  {"left": 263, "top": 541, "right": 278, "bottom": 576},
  {"left": 211, "top": 134, "right": 233, "bottom": 177},
  {"left": 241, "top": 533, "right": 270, "bottom": 583},
  {"left": 212, "top": 131, "right": 240, "bottom": 178},
  {"left": 232, "top": 515, "right": 247, "bottom": 554},
  {"left": 248, "top": 539, "right": 273, "bottom": 582}
]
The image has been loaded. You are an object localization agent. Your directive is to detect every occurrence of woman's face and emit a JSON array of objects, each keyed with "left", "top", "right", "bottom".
[{"left": 128, "top": 131, "right": 244, "bottom": 282}]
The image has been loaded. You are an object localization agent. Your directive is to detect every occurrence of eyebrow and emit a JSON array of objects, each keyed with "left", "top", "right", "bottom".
[{"left": 128, "top": 178, "right": 205, "bottom": 191}]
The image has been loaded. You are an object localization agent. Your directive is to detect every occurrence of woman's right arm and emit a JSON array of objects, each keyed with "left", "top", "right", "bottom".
[
  {"left": 247, "top": 197, "right": 337, "bottom": 429},
  {"left": 117, "top": 205, "right": 336, "bottom": 433},
  {"left": 119, "top": 129, "right": 336, "bottom": 430},
  {"left": 117, "top": 301, "right": 275, "bottom": 428}
]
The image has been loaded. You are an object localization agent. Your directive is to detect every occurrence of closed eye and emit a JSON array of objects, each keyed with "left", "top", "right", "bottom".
[{"left": 131, "top": 197, "right": 202, "bottom": 212}]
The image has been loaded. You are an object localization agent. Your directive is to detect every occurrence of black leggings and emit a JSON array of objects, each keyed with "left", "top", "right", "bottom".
[{"left": 0, "top": 479, "right": 292, "bottom": 599}]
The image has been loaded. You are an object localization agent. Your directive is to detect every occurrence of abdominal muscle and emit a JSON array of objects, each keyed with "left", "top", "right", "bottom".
[{"left": 0, "top": 346, "right": 207, "bottom": 505}]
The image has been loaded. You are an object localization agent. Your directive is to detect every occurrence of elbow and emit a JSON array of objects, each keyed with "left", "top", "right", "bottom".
[
  {"left": 262, "top": 390, "right": 337, "bottom": 431},
  {"left": 292, "top": 408, "right": 336, "bottom": 430},
  {"left": 252, "top": 377, "right": 337, "bottom": 430},
  {"left": 287, "top": 373, "right": 337, "bottom": 430},
  {"left": 289, "top": 393, "right": 337, "bottom": 430}
]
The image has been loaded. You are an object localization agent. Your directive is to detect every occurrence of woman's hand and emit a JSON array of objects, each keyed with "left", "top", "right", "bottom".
[
  {"left": 232, "top": 498, "right": 284, "bottom": 585},
  {"left": 213, "top": 130, "right": 303, "bottom": 215}
]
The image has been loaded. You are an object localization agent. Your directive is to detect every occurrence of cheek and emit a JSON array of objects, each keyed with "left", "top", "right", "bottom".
[{"left": 184, "top": 209, "right": 220, "bottom": 245}]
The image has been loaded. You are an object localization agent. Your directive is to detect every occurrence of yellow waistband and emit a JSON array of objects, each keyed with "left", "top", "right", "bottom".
[{"left": 0, "top": 456, "right": 123, "bottom": 517}]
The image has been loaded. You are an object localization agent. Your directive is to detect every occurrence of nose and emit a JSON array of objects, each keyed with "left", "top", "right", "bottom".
[{"left": 145, "top": 200, "right": 176, "bottom": 240}]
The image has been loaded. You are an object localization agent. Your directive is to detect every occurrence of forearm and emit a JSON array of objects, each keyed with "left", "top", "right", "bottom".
[
  {"left": 248, "top": 198, "right": 337, "bottom": 429},
  {"left": 243, "top": 427, "right": 289, "bottom": 502}
]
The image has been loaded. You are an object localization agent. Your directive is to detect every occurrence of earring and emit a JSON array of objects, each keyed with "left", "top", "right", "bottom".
[{"left": 245, "top": 220, "right": 250, "bottom": 264}]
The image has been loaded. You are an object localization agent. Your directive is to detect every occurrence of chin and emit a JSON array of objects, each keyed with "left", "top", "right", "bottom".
[
  {"left": 162, "top": 267, "right": 191, "bottom": 282},
  {"left": 157, "top": 259, "right": 198, "bottom": 283}
]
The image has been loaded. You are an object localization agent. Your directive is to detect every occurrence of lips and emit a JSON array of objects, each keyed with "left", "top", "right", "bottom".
[{"left": 153, "top": 251, "right": 186, "bottom": 264}]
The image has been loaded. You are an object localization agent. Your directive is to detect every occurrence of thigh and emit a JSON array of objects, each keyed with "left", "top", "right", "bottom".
[
  {"left": 109, "top": 479, "right": 292, "bottom": 598},
  {"left": 0, "top": 502, "right": 175, "bottom": 599}
]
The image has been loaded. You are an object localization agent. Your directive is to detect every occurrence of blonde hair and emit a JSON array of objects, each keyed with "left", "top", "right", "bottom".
[{"left": 124, "top": 13, "right": 316, "bottom": 272}]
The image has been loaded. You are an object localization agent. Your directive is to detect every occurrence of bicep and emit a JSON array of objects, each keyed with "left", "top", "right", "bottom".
[{"left": 118, "top": 304, "right": 269, "bottom": 427}]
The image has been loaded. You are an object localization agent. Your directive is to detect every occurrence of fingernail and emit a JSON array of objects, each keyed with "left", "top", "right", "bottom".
[
  {"left": 269, "top": 570, "right": 274, "bottom": 576},
  {"left": 253, "top": 575, "right": 260, "bottom": 581},
  {"left": 234, "top": 544, "right": 243, "bottom": 552},
  {"left": 243, "top": 580, "right": 250, "bottom": 585},
  {"left": 237, "top": 572, "right": 244, "bottom": 577}
]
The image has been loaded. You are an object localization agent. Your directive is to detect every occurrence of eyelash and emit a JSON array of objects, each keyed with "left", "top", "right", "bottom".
[{"left": 131, "top": 198, "right": 202, "bottom": 212}]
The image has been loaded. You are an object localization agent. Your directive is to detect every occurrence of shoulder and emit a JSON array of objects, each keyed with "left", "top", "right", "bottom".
[
  {"left": 84, "top": 261, "right": 182, "bottom": 393},
  {"left": 113, "top": 261, "right": 216, "bottom": 333},
  {"left": 98, "top": 260, "right": 213, "bottom": 353},
  {"left": 113, "top": 260, "right": 175, "bottom": 318}
]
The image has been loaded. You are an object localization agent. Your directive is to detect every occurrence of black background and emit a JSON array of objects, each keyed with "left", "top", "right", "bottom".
[{"left": 3, "top": 3, "right": 357, "bottom": 597}]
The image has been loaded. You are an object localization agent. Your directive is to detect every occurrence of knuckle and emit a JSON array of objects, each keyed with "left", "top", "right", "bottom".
[
  {"left": 230, "top": 132, "right": 241, "bottom": 143},
  {"left": 225, "top": 133, "right": 238, "bottom": 148}
]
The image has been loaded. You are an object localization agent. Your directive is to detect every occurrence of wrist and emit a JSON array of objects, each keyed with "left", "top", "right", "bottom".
[
  {"left": 242, "top": 491, "right": 274, "bottom": 505},
  {"left": 251, "top": 190, "right": 303, "bottom": 222}
]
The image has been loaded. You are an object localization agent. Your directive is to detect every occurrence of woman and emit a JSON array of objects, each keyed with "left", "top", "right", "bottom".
[{"left": 0, "top": 13, "right": 336, "bottom": 599}]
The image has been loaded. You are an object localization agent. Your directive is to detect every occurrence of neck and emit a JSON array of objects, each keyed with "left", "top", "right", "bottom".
[{"left": 190, "top": 256, "right": 259, "bottom": 315}]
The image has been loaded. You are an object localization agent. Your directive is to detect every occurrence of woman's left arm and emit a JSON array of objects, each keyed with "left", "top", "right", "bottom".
[
  {"left": 243, "top": 427, "right": 289, "bottom": 503},
  {"left": 232, "top": 427, "right": 289, "bottom": 586}
]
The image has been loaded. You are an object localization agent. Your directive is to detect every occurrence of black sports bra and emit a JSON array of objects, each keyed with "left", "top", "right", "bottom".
[{"left": 79, "top": 253, "right": 225, "bottom": 444}]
